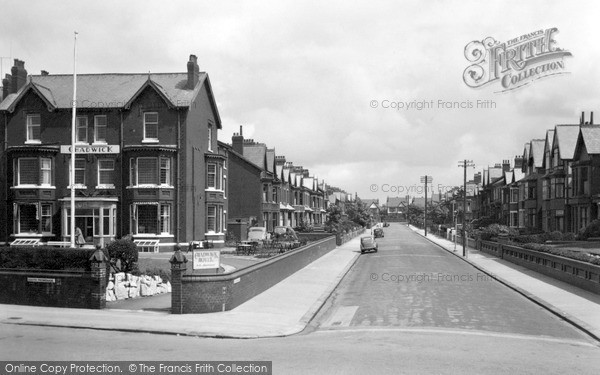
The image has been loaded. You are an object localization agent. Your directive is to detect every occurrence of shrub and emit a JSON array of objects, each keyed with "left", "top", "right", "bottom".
[
  {"left": 0, "top": 246, "right": 96, "bottom": 271},
  {"left": 578, "top": 219, "right": 600, "bottom": 240},
  {"left": 106, "top": 239, "right": 138, "bottom": 273},
  {"left": 475, "top": 224, "right": 518, "bottom": 241}
]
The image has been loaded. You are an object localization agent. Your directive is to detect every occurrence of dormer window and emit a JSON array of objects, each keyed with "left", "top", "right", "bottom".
[
  {"left": 143, "top": 112, "right": 159, "bottom": 142},
  {"left": 26, "top": 114, "right": 41, "bottom": 143}
]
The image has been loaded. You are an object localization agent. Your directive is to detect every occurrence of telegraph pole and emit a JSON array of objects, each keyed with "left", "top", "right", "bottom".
[
  {"left": 420, "top": 175, "right": 432, "bottom": 236},
  {"left": 458, "top": 160, "right": 475, "bottom": 257}
]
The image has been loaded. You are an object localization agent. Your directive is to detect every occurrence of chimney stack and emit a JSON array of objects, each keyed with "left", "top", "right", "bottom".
[
  {"left": 591, "top": 112, "right": 594, "bottom": 125},
  {"left": 232, "top": 125, "right": 244, "bottom": 155},
  {"left": 187, "top": 54, "right": 199, "bottom": 89},
  {"left": 502, "top": 159, "right": 511, "bottom": 172},
  {"left": 473, "top": 171, "right": 482, "bottom": 184},
  {"left": 514, "top": 155, "right": 524, "bottom": 169},
  {"left": 2, "top": 74, "right": 10, "bottom": 100},
  {"left": 10, "top": 59, "right": 27, "bottom": 94}
]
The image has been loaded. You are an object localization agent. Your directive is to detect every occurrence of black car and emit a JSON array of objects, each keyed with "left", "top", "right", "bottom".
[
  {"left": 360, "top": 236, "right": 378, "bottom": 253},
  {"left": 373, "top": 228, "right": 384, "bottom": 238}
]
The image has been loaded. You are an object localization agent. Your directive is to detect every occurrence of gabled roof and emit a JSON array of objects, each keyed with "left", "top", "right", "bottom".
[
  {"left": 243, "top": 144, "right": 267, "bottom": 170},
  {"left": 488, "top": 167, "right": 503, "bottom": 182},
  {"left": 513, "top": 169, "right": 525, "bottom": 182},
  {"left": 361, "top": 199, "right": 379, "bottom": 209},
  {"left": 266, "top": 149, "right": 276, "bottom": 174},
  {"left": 543, "top": 129, "right": 555, "bottom": 169},
  {"left": 580, "top": 126, "right": 600, "bottom": 154},
  {"left": 554, "top": 125, "right": 580, "bottom": 160},
  {"left": 411, "top": 197, "right": 434, "bottom": 208},
  {"left": 0, "top": 72, "right": 222, "bottom": 128},
  {"left": 530, "top": 139, "right": 545, "bottom": 168},
  {"left": 386, "top": 196, "right": 408, "bottom": 207}
]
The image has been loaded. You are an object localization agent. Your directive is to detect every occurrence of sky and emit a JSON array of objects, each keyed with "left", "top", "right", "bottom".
[{"left": 1, "top": 0, "right": 599, "bottom": 203}]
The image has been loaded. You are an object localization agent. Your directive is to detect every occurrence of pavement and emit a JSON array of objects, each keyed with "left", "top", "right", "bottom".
[
  {"left": 2, "top": 226, "right": 600, "bottom": 341},
  {"left": 408, "top": 225, "right": 600, "bottom": 342},
  {"left": 0, "top": 236, "right": 363, "bottom": 339}
]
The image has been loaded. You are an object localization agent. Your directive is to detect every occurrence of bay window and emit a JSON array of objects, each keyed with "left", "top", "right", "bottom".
[
  {"left": 15, "top": 157, "right": 53, "bottom": 187},
  {"left": 130, "top": 156, "right": 172, "bottom": 187}
]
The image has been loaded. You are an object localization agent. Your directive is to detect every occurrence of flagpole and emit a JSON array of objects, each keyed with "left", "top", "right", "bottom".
[{"left": 70, "top": 31, "right": 78, "bottom": 248}]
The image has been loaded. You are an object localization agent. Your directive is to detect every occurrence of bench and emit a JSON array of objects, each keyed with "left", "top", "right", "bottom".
[
  {"left": 134, "top": 239, "right": 160, "bottom": 253},
  {"left": 10, "top": 239, "right": 41, "bottom": 247},
  {"left": 47, "top": 241, "right": 72, "bottom": 248}
]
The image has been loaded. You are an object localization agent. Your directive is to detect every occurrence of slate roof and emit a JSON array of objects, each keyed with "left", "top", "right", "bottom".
[
  {"left": 2, "top": 73, "right": 195, "bottom": 110},
  {"left": 243, "top": 144, "right": 267, "bottom": 170},
  {"left": 580, "top": 126, "right": 600, "bottom": 154},
  {"left": 513, "top": 169, "right": 525, "bottom": 182},
  {"left": 386, "top": 197, "right": 408, "bottom": 207},
  {"left": 554, "top": 125, "right": 580, "bottom": 160},
  {"left": 265, "top": 149, "right": 276, "bottom": 174},
  {"left": 543, "top": 129, "right": 555, "bottom": 168},
  {"left": 530, "top": 139, "right": 545, "bottom": 168}
]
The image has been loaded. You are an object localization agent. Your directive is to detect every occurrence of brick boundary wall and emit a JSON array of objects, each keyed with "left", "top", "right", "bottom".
[
  {"left": 171, "top": 235, "right": 343, "bottom": 314},
  {"left": 0, "top": 250, "right": 108, "bottom": 309},
  {"left": 473, "top": 240, "right": 600, "bottom": 295}
]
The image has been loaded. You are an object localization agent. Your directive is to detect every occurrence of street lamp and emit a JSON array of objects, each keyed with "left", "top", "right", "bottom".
[
  {"left": 458, "top": 160, "right": 475, "bottom": 257},
  {"left": 420, "top": 175, "right": 432, "bottom": 236}
]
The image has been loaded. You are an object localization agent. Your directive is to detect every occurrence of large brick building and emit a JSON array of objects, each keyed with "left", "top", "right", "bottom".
[{"left": 0, "top": 55, "right": 226, "bottom": 249}]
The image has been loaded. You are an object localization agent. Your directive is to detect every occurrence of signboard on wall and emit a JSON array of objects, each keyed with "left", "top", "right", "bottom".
[
  {"left": 192, "top": 250, "right": 221, "bottom": 270},
  {"left": 60, "top": 145, "right": 120, "bottom": 154}
]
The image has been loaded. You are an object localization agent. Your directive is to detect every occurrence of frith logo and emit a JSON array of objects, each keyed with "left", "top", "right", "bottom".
[{"left": 463, "top": 27, "right": 572, "bottom": 92}]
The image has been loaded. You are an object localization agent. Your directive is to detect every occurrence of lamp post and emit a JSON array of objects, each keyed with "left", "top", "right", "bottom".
[
  {"left": 458, "top": 160, "right": 475, "bottom": 257},
  {"left": 420, "top": 175, "right": 432, "bottom": 236}
]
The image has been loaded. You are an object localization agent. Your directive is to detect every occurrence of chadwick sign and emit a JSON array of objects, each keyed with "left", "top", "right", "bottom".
[{"left": 463, "top": 27, "right": 572, "bottom": 92}]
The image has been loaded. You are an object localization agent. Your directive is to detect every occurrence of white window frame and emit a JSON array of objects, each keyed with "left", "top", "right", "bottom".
[
  {"left": 160, "top": 204, "right": 171, "bottom": 234},
  {"left": 97, "top": 159, "right": 115, "bottom": 188},
  {"left": 160, "top": 157, "right": 171, "bottom": 186},
  {"left": 135, "top": 157, "right": 158, "bottom": 187},
  {"left": 41, "top": 203, "right": 53, "bottom": 234},
  {"left": 17, "top": 157, "right": 39, "bottom": 187},
  {"left": 143, "top": 112, "right": 159, "bottom": 142},
  {"left": 40, "top": 158, "right": 52, "bottom": 186},
  {"left": 69, "top": 157, "right": 87, "bottom": 188},
  {"left": 207, "top": 163, "right": 217, "bottom": 189},
  {"left": 207, "top": 205, "right": 216, "bottom": 233},
  {"left": 94, "top": 115, "right": 107, "bottom": 144},
  {"left": 26, "top": 114, "right": 41, "bottom": 143},
  {"left": 76, "top": 116, "right": 88, "bottom": 144},
  {"left": 16, "top": 203, "right": 39, "bottom": 234}
]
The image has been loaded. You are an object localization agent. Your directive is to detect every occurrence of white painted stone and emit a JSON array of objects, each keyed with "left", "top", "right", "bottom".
[{"left": 114, "top": 283, "right": 129, "bottom": 300}]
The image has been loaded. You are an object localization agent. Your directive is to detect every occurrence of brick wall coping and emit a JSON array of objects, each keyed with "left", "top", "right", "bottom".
[{"left": 181, "top": 236, "right": 335, "bottom": 282}]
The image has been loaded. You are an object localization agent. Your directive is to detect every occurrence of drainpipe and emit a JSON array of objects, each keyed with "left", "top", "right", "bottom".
[
  {"left": 120, "top": 110, "right": 124, "bottom": 238},
  {"left": 3, "top": 114, "right": 7, "bottom": 244},
  {"left": 176, "top": 111, "right": 181, "bottom": 245}
]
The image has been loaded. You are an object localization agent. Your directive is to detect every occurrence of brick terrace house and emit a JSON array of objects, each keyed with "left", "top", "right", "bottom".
[
  {"left": 0, "top": 55, "right": 226, "bottom": 249},
  {"left": 570, "top": 124, "right": 600, "bottom": 231},
  {"left": 225, "top": 127, "right": 326, "bottom": 233}
]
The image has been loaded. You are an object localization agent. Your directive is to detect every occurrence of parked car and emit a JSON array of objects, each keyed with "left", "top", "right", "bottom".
[
  {"left": 360, "top": 236, "right": 378, "bottom": 253},
  {"left": 373, "top": 228, "right": 384, "bottom": 238},
  {"left": 273, "top": 226, "right": 298, "bottom": 241},
  {"left": 247, "top": 227, "right": 270, "bottom": 242}
]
